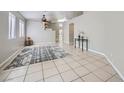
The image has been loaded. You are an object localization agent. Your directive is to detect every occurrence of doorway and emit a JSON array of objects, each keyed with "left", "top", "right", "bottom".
[
  {"left": 69, "top": 23, "right": 74, "bottom": 45},
  {"left": 59, "top": 29, "right": 63, "bottom": 43}
]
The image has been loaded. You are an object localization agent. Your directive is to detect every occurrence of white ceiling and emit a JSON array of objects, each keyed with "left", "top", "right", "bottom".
[{"left": 20, "top": 11, "right": 83, "bottom": 22}]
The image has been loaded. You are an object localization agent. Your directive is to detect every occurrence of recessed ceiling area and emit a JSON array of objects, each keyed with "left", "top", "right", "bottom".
[{"left": 20, "top": 11, "right": 83, "bottom": 22}]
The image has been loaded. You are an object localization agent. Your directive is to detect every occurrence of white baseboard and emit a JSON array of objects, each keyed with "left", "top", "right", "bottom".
[
  {"left": 89, "top": 49, "right": 124, "bottom": 81},
  {"left": 103, "top": 54, "right": 124, "bottom": 81},
  {"left": 88, "top": 49, "right": 105, "bottom": 56},
  {"left": 0, "top": 47, "right": 24, "bottom": 70}
]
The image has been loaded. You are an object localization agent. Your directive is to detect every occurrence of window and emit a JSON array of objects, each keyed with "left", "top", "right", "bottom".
[
  {"left": 9, "top": 12, "right": 16, "bottom": 39},
  {"left": 19, "top": 20, "right": 24, "bottom": 37}
]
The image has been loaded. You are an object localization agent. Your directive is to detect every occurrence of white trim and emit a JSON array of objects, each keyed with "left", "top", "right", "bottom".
[
  {"left": 104, "top": 54, "right": 124, "bottom": 81},
  {"left": 88, "top": 49, "right": 105, "bottom": 56},
  {"left": 89, "top": 49, "right": 124, "bottom": 81},
  {"left": 0, "top": 47, "right": 24, "bottom": 70}
]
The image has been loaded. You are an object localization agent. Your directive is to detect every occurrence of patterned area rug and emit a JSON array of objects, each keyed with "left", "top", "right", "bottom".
[{"left": 5, "top": 46, "right": 69, "bottom": 70}]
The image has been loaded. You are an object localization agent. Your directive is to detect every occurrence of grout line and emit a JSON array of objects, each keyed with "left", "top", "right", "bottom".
[
  {"left": 71, "top": 77, "right": 84, "bottom": 82},
  {"left": 89, "top": 49, "right": 124, "bottom": 81},
  {"left": 4, "top": 73, "right": 26, "bottom": 81},
  {"left": 23, "top": 64, "right": 30, "bottom": 82},
  {"left": 2, "top": 44, "right": 122, "bottom": 82},
  {"left": 69, "top": 54, "right": 112, "bottom": 82},
  {"left": 104, "top": 73, "right": 122, "bottom": 82},
  {"left": 41, "top": 62, "right": 45, "bottom": 82},
  {"left": 43, "top": 73, "right": 60, "bottom": 80},
  {"left": 62, "top": 44, "right": 123, "bottom": 82},
  {"left": 82, "top": 60, "right": 110, "bottom": 74},
  {"left": 99, "top": 64, "right": 117, "bottom": 75},
  {"left": 3, "top": 70, "right": 12, "bottom": 82},
  {"left": 105, "top": 74, "right": 116, "bottom": 82},
  {"left": 4, "top": 66, "right": 29, "bottom": 81},
  {"left": 53, "top": 60, "right": 64, "bottom": 82},
  {"left": 91, "top": 68, "right": 114, "bottom": 82},
  {"left": 91, "top": 72, "right": 104, "bottom": 82},
  {"left": 5, "top": 64, "right": 44, "bottom": 81},
  {"left": 63, "top": 58, "right": 89, "bottom": 82}
]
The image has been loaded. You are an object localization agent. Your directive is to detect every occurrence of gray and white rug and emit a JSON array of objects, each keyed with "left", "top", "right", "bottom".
[{"left": 5, "top": 46, "right": 69, "bottom": 70}]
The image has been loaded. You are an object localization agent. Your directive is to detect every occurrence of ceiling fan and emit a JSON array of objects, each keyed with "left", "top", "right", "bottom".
[{"left": 41, "top": 14, "right": 51, "bottom": 29}]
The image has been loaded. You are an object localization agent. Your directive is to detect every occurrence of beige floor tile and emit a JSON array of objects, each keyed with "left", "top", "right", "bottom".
[
  {"left": 98, "top": 58, "right": 109, "bottom": 65},
  {"left": 45, "top": 74, "right": 63, "bottom": 82},
  {"left": 67, "top": 62, "right": 81, "bottom": 69},
  {"left": 27, "top": 64, "right": 42, "bottom": 74},
  {"left": 92, "top": 61, "right": 106, "bottom": 68},
  {"left": 107, "top": 76, "right": 123, "bottom": 82},
  {"left": 65, "top": 60, "right": 76, "bottom": 64},
  {"left": 93, "top": 69, "right": 112, "bottom": 81},
  {"left": 43, "top": 62, "right": 55, "bottom": 70},
  {"left": 87, "top": 52, "right": 96, "bottom": 56},
  {"left": 25, "top": 71, "right": 43, "bottom": 82},
  {"left": 85, "top": 57, "right": 97, "bottom": 63},
  {"left": 43, "top": 67, "right": 59, "bottom": 78},
  {"left": 63, "top": 57, "right": 75, "bottom": 63},
  {"left": 72, "top": 78, "right": 83, "bottom": 82},
  {"left": 57, "top": 64, "right": 71, "bottom": 73},
  {"left": 102, "top": 65, "right": 116, "bottom": 75},
  {"left": 29, "top": 62, "right": 42, "bottom": 68},
  {"left": 82, "top": 73, "right": 103, "bottom": 82},
  {"left": 85, "top": 53, "right": 95, "bottom": 57},
  {"left": 5, "top": 76, "right": 24, "bottom": 82},
  {"left": 79, "top": 54, "right": 89, "bottom": 59},
  {"left": 36, "top": 79, "right": 44, "bottom": 82},
  {"left": 61, "top": 70, "right": 79, "bottom": 82},
  {"left": 74, "top": 66, "right": 90, "bottom": 77},
  {"left": 3, "top": 43, "right": 122, "bottom": 82},
  {"left": 6, "top": 69, "right": 27, "bottom": 80},
  {"left": 77, "top": 59, "right": 89, "bottom": 65},
  {"left": 54, "top": 60, "right": 66, "bottom": 67},
  {"left": 12, "top": 66, "right": 28, "bottom": 71},
  {"left": 91, "top": 55, "right": 105, "bottom": 60},
  {"left": 72, "top": 56, "right": 82, "bottom": 61},
  {"left": 84, "top": 63, "right": 98, "bottom": 72},
  {"left": 54, "top": 58, "right": 64, "bottom": 62},
  {"left": 42, "top": 60, "right": 53, "bottom": 64},
  {"left": 0, "top": 70, "right": 11, "bottom": 81}
]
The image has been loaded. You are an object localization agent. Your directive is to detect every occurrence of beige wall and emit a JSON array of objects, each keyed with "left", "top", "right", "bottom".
[
  {"left": 0, "top": 11, "right": 25, "bottom": 64},
  {"left": 49, "top": 23, "right": 60, "bottom": 42},
  {"left": 26, "top": 20, "right": 56, "bottom": 44},
  {"left": 63, "top": 11, "right": 124, "bottom": 79}
]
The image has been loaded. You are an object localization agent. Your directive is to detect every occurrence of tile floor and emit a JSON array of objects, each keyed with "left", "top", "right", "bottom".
[{"left": 0, "top": 44, "right": 123, "bottom": 82}]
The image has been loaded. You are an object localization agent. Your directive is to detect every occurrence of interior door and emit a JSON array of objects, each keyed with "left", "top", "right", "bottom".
[{"left": 69, "top": 23, "right": 74, "bottom": 45}]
